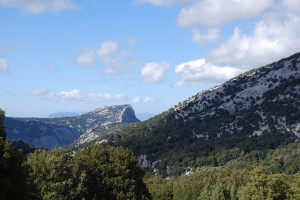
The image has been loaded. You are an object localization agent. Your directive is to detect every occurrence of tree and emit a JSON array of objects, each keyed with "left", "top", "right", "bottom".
[
  {"left": 27, "top": 144, "right": 152, "bottom": 200},
  {"left": 237, "top": 167, "right": 293, "bottom": 200},
  {"left": 73, "top": 144, "right": 151, "bottom": 200},
  {"left": 0, "top": 109, "right": 6, "bottom": 139},
  {"left": 0, "top": 109, "right": 37, "bottom": 200},
  {"left": 27, "top": 148, "right": 75, "bottom": 200},
  {"left": 145, "top": 175, "right": 173, "bottom": 200}
]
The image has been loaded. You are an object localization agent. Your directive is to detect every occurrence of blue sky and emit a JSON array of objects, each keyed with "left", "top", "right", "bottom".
[{"left": 0, "top": 0, "right": 300, "bottom": 117}]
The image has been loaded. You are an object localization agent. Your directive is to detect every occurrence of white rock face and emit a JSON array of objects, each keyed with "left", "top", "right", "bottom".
[
  {"left": 137, "top": 154, "right": 152, "bottom": 168},
  {"left": 171, "top": 53, "right": 300, "bottom": 139}
]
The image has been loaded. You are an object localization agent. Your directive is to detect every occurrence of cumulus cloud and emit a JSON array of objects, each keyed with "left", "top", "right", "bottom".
[
  {"left": 143, "top": 97, "right": 155, "bottom": 103},
  {"left": 115, "top": 94, "right": 128, "bottom": 100},
  {"left": 97, "top": 40, "right": 117, "bottom": 57},
  {"left": 33, "top": 89, "right": 127, "bottom": 102},
  {"left": 174, "top": 59, "right": 243, "bottom": 86},
  {"left": 133, "top": 96, "right": 155, "bottom": 103},
  {"left": 33, "top": 89, "right": 49, "bottom": 97},
  {"left": 133, "top": 96, "right": 141, "bottom": 103},
  {"left": 134, "top": 0, "right": 196, "bottom": 7},
  {"left": 140, "top": 62, "right": 170, "bottom": 84},
  {"left": 75, "top": 40, "right": 139, "bottom": 75},
  {"left": 177, "top": 0, "right": 273, "bottom": 27},
  {"left": 0, "top": 58, "right": 8, "bottom": 72},
  {"left": 192, "top": 28, "right": 220, "bottom": 46},
  {"left": 75, "top": 50, "right": 95, "bottom": 68},
  {"left": 283, "top": 0, "right": 300, "bottom": 15},
  {"left": 137, "top": 0, "right": 300, "bottom": 86},
  {"left": 206, "top": 12, "right": 300, "bottom": 68},
  {"left": 0, "top": 0, "right": 78, "bottom": 14}
]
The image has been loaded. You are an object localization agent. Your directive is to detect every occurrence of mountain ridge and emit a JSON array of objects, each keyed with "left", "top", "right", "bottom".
[
  {"left": 98, "top": 52, "right": 300, "bottom": 174},
  {"left": 5, "top": 104, "right": 140, "bottom": 149}
]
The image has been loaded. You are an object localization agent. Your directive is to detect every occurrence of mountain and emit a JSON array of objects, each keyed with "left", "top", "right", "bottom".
[
  {"left": 5, "top": 104, "right": 140, "bottom": 149},
  {"left": 48, "top": 112, "right": 80, "bottom": 118},
  {"left": 100, "top": 52, "right": 300, "bottom": 174}
]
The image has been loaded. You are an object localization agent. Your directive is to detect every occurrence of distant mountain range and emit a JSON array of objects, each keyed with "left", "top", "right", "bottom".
[
  {"left": 48, "top": 112, "right": 81, "bottom": 118},
  {"left": 5, "top": 105, "right": 140, "bottom": 149},
  {"left": 48, "top": 112, "right": 156, "bottom": 121},
  {"left": 136, "top": 113, "right": 156, "bottom": 121},
  {"left": 98, "top": 52, "right": 300, "bottom": 173}
]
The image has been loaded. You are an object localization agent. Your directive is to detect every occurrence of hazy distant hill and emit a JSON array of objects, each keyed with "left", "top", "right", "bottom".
[
  {"left": 136, "top": 113, "right": 156, "bottom": 121},
  {"left": 101, "top": 52, "right": 300, "bottom": 173},
  {"left": 5, "top": 104, "right": 140, "bottom": 149},
  {"left": 48, "top": 112, "right": 80, "bottom": 118}
]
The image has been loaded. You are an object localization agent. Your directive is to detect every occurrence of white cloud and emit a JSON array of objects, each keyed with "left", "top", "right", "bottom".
[
  {"left": 206, "top": 12, "right": 300, "bottom": 68},
  {"left": 126, "top": 59, "right": 140, "bottom": 67},
  {"left": 133, "top": 96, "right": 155, "bottom": 103},
  {"left": 0, "top": 0, "right": 78, "bottom": 14},
  {"left": 135, "top": 0, "right": 196, "bottom": 7},
  {"left": 143, "top": 97, "right": 155, "bottom": 103},
  {"left": 133, "top": 96, "right": 141, "bottom": 103},
  {"left": 33, "top": 89, "right": 127, "bottom": 102},
  {"left": 33, "top": 89, "right": 50, "bottom": 97},
  {"left": 50, "top": 89, "right": 84, "bottom": 101},
  {"left": 0, "top": 58, "right": 8, "bottom": 72},
  {"left": 177, "top": 0, "right": 273, "bottom": 27},
  {"left": 75, "top": 40, "right": 139, "bottom": 75},
  {"left": 283, "top": 0, "right": 300, "bottom": 15},
  {"left": 192, "top": 28, "right": 220, "bottom": 46},
  {"left": 75, "top": 50, "right": 95, "bottom": 68},
  {"left": 115, "top": 94, "right": 128, "bottom": 100},
  {"left": 140, "top": 62, "right": 170, "bottom": 84},
  {"left": 97, "top": 40, "right": 117, "bottom": 57},
  {"left": 174, "top": 59, "right": 243, "bottom": 86}
]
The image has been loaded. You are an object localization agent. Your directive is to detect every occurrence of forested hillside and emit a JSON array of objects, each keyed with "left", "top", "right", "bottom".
[{"left": 96, "top": 52, "right": 300, "bottom": 175}]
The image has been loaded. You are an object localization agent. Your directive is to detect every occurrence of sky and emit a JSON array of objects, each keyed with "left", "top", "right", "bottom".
[{"left": 0, "top": 0, "right": 300, "bottom": 117}]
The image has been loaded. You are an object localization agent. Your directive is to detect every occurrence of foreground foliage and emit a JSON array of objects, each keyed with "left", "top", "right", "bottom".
[
  {"left": 1, "top": 109, "right": 151, "bottom": 200},
  {"left": 0, "top": 109, "right": 38, "bottom": 199},
  {"left": 145, "top": 166, "right": 299, "bottom": 200},
  {"left": 27, "top": 145, "right": 151, "bottom": 200}
]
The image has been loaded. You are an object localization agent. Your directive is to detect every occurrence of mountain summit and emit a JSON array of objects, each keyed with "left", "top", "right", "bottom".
[{"left": 5, "top": 104, "right": 139, "bottom": 149}]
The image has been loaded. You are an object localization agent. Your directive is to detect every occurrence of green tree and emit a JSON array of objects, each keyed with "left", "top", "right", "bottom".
[
  {"left": 237, "top": 167, "right": 293, "bottom": 200},
  {"left": 73, "top": 144, "right": 151, "bottom": 200},
  {"left": 27, "top": 144, "right": 151, "bottom": 200},
  {"left": 0, "top": 109, "right": 6, "bottom": 139},
  {"left": 145, "top": 175, "right": 173, "bottom": 200},
  {"left": 0, "top": 109, "right": 37, "bottom": 200},
  {"left": 27, "top": 148, "right": 75, "bottom": 200},
  {"left": 198, "top": 183, "right": 238, "bottom": 200}
]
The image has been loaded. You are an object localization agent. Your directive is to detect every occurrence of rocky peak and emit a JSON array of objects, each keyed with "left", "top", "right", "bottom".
[
  {"left": 5, "top": 104, "right": 140, "bottom": 149},
  {"left": 121, "top": 105, "right": 140, "bottom": 123}
]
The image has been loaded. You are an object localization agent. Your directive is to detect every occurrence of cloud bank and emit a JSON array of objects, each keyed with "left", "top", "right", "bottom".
[
  {"left": 0, "top": 0, "right": 78, "bottom": 14},
  {"left": 33, "top": 89, "right": 127, "bottom": 102}
]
